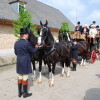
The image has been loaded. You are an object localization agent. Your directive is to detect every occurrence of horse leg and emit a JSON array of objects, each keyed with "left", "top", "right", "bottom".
[
  {"left": 60, "top": 61, "right": 65, "bottom": 77},
  {"left": 49, "top": 63, "right": 56, "bottom": 87},
  {"left": 83, "top": 58, "right": 86, "bottom": 66},
  {"left": 80, "top": 58, "right": 83, "bottom": 66},
  {"left": 38, "top": 60, "right": 42, "bottom": 83},
  {"left": 48, "top": 63, "right": 51, "bottom": 83},
  {"left": 32, "top": 60, "right": 36, "bottom": 81},
  {"left": 66, "top": 58, "right": 71, "bottom": 77},
  {"left": 43, "top": 58, "right": 47, "bottom": 74}
]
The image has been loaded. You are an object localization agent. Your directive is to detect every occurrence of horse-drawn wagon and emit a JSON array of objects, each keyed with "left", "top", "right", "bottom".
[
  {"left": 71, "top": 31, "right": 100, "bottom": 64},
  {"left": 86, "top": 35, "right": 100, "bottom": 63}
]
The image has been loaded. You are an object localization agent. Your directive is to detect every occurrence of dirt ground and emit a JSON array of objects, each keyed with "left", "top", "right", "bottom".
[{"left": 0, "top": 61, "right": 100, "bottom": 100}]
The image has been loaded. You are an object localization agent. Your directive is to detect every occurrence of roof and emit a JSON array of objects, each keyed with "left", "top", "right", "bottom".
[{"left": 0, "top": 0, "right": 75, "bottom": 30}]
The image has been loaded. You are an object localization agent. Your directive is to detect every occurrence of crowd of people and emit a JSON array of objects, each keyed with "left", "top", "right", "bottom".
[{"left": 73, "top": 21, "right": 100, "bottom": 43}]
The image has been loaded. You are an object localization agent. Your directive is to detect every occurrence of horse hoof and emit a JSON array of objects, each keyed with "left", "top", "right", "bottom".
[
  {"left": 37, "top": 80, "right": 42, "bottom": 84},
  {"left": 49, "top": 84, "right": 54, "bottom": 87},
  {"left": 48, "top": 80, "right": 51, "bottom": 83},
  {"left": 60, "top": 74, "right": 64, "bottom": 77},
  {"left": 33, "top": 78, "right": 37, "bottom": 81},
  {"left": 66, "top": 75, "right": 70, "bottom": 77}
]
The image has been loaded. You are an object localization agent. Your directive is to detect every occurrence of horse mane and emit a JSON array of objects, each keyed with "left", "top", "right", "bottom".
[
  {"left": 45, "top": 28, "right": 54, "bottom": 44},
  {"left": 28, "top": 30, "right": 37, "bottom": 47}
]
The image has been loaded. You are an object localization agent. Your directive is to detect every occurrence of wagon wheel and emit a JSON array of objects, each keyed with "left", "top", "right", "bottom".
[{"left": 91, "top": 50, "right": 96, "bottom": 63}]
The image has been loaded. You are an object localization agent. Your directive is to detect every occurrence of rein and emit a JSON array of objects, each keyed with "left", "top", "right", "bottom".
[{"left": 45, "top": 43, "right": 54, "bottom": 48}]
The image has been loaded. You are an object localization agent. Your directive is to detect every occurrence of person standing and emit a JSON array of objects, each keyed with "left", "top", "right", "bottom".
[
  {"left": 71, "top": 40, "right": 78, "bottom": 71},
  {"left": 14, "top": 27, "right": 39, "bottom": 98}
]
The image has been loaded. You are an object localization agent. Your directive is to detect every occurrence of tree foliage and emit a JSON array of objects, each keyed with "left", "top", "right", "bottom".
[
  {"left": 13, "top": 7, "right": 36, "bottom": 38},
  {"left": 60, "top": 22, "right": 71, "bottom": 34}
]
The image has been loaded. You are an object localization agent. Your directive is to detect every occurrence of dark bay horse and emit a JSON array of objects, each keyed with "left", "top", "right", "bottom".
[
  {"left": 26, "top": 24, "right": 46, "bottom": 83},
  {"left": 58, "top": 31, "right": 89, "bottom": 66},
  {"left": 38, "top": 20, "right": 71, "bottom": 87}
]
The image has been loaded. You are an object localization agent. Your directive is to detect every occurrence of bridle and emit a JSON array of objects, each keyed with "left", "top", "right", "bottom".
[
  {"left": 39, "top": 26, "right": 56, "bottom": 55},
  {"left": 39, "top": 26, "right": 48, "bottom": 41}
]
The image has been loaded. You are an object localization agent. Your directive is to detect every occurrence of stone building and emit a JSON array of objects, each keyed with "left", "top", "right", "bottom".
[{"left": 0, "top": 0, "right": 74, "bottom": 49}]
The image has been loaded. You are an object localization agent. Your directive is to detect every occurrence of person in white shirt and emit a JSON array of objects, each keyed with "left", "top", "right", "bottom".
[{"left": 89, "top": 24, "right": 97, "bottom": 43}]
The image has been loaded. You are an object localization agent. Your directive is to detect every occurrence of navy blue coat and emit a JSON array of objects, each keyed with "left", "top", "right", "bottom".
[
  {"left": 14, "top": 39, "right": 38, "bottom": 74},
  {"left": 72, "top": 44, "right": 78, "bottom": 61}
]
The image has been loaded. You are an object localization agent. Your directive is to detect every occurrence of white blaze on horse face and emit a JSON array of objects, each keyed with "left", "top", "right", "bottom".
[
  {"left": 67, "top": 33, "right": 70, "bottom": 41},
  {"left": 38, "top": 36, "right": 42, "bottom": 45},
  {"left": 40, "top": 28, "right": 43, "bottom": 36}
]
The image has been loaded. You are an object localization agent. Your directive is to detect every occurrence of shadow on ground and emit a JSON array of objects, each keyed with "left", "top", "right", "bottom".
[
  {"left": 96, "top": 74, "right": 100, "bottom": 78},
  {"left": 83, "top": 88, "right": 100, "bottom": 100}
]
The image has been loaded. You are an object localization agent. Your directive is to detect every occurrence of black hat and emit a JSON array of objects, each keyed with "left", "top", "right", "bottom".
[
  {"left": 73, "top": 39, "right": 77, "bottom": 42},
  {"left": 96, "top": 25, "right": 99, "bottom": 28},
  {"left": 77, "top": 21, "right": 80, "bottom": 24},
  {"left": 93, "top": 21, "right": 96, "bottom": 23},
  {"left": 20, "top": 27, "right": 30, "bottom": 35}
]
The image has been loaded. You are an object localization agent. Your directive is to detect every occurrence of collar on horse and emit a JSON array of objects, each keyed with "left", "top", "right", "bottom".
[{"left": 44, "top": 42, "right": 56, "bottom": 56}]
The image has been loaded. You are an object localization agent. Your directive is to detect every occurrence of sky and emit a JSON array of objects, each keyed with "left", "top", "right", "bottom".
[{"left": 38, "top": 0, "right": 100, "bottom": 26}]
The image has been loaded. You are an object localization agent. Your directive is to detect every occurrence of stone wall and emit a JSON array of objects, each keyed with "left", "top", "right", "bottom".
[
  {"left": 0, "top": 24, "right": 17, "bottom": 49},
  {"left": 0, "top": 24, "right": 59, "bottom": 49}
]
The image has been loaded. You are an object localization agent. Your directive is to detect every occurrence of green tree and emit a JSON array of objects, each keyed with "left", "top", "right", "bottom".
[
  {"left": 13, "top": 7, "right": 36, "bottom": 38},
  {"left": 60, "top": 22, "right": 71, "bottom": 34}
]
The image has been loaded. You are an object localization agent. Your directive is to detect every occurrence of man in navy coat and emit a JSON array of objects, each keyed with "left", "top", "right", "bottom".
[
  {"left": 14, "top": 27, "right": 38, "bottom": 98},
  {"left": 71, "top": 40, "right": 78, "bottom": 71}
]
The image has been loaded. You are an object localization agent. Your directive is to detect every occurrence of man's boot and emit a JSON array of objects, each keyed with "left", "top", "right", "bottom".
[
  {"left": 73, "top": 64, "right": 76, "bottom": 71},
  {"left": 23, "top": 80, "right": 32, "bottom": 98},
  {"left": 18, "top": 79, "right": 23, "bottom": 97}
]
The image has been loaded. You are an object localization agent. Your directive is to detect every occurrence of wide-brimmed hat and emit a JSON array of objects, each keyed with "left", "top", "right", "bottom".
[
  {"left": 96, "top": 25, "right": 99, "bottom": 28},
  {"left": 84, "top": 24, "right": 88, "bottom": 27},
  {"left": 20, "top": 27, "right": 30, "bottom": 35},
  {"left": 91, "top": 24, "right": 96, "bottom": 28}
]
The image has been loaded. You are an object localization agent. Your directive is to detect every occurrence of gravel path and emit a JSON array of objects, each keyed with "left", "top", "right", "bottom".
[{"left": 0, "top": 61, "right": 100, "bottom": 100}]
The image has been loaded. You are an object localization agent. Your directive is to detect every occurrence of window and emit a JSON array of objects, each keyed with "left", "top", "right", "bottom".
[{"left": 9, "top": 1, "right": 27, "bottom": 13}]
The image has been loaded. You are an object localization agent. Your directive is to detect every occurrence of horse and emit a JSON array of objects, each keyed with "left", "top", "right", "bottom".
[
  {"left": 27, "top": 24, "right": 46, "bottom": 83},
  {"left": 38, "top": 20, "right": 72, "bottom": 87},
  {"left": 58, "top": 31, "right": 89, "bottom": 66}
]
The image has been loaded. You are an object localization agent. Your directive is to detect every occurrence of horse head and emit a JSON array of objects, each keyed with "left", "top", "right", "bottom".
[
  {"left": 63, "top": 31, "right": 71, "bottom": 42},
  {"left": 37, "top": 20, "right": 49, "bottom": 45},
  {"left": 25, "top": 23, "right": 37, "bottom": 47}
]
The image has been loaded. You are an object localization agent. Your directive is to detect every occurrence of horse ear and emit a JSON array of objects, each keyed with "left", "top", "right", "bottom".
[
  {"left": 40, "top": 21, "right": 43, "bottom": 26},
  {"left": 27, "top": 23, "right": 31, "bottom": 28},
  {"left": 45, "top": 20, "right": 48, "bottom": 26}
]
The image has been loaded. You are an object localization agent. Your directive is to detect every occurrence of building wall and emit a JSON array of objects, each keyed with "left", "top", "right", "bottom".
[
  {"left": 0, "top": 24, "right": 17, "bottom": 49},
  {"left": 0, "top": 24, "right": 59, "bottom": 49}
]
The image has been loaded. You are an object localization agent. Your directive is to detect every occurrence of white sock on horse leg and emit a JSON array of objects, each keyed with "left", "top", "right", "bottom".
[
  {"left": 67, "top": 67, "right": 70, "bottom": 77},
  {"left": 33, "top": 70, "right": 36, "bottom": 79},
  {"left": 39, "top": 72, "right": 42, "bottom": 81},
  {"left": 83, "top": 59, "right": 86, "bottom": 66},
  {"left": 51, "top": 73, "right": 54, "bottom": 85},
  {"left": 61, "top": 67, "right": 65, "bottom": 75},
  {"left": 81, "top": 59, "right": 83, "bottom": 65}
]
